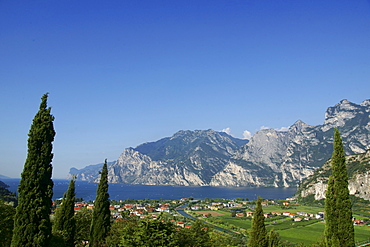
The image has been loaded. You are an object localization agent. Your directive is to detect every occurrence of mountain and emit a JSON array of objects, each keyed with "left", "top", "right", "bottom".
[
  {"left": 296, "top": 149, "right": 370, "bottom": 201},
  {"left": 70, "top": 99, "right": 370, "bottom": 187},
  {"left": 0, "top": 174, "right": 11, "bottom": 179},
  {"left": 0, "top": 180, "right": 17, "bottom": 204},
  {"left": 209, "top": 99, "right": 370, "bottom": 187},
  {"left": 106, "top": 129, "right": 247, "bottom": 185},
  {"left": 69, "top": 161, "right": 116, "bottom": 181}
]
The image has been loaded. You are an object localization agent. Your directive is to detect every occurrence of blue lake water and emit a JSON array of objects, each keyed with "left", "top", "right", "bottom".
[{"left": 2, "top": 178, "right": 297, "bottom": 201}]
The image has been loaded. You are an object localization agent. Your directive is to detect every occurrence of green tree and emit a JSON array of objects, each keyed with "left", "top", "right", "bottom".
[
  {"left": 90, "top": 159, "right": 111, "bottom": 246},
  {"left": 175, "top": 220, "right": 212, "bottom": 247},
  {"left": 248, "top": 197, "right": 267, "bottom": 247},
  {"left": 120, "top": 218, "right": 177, "bottom": 247},
  {"left": 11, "top": 93, "right": 55, "bottom": 247},
  {"left": 53, "top": 178, "right": 76, "bottom": 246},
  {"left": 75, "top": 207, "right": 92, "bottom": 246},
  {"left": 324, "top": 128, "right": 355, "bottom": 247},
  {"left": 0, "top": 200, "right": 16, "bottom": 247},
  {"left": 267, "top": 229, "right": 281, "bottom": 247}
]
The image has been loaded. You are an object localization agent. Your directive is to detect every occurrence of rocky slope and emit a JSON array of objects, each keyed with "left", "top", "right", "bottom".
[
  {"left": 70, "top": 99, "right": 370, "bottom": 187},
  {"left": 296, "top": 149, "right": 370, "bottom": 200}
]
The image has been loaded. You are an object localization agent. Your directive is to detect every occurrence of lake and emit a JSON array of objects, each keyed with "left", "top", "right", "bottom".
[{"left": 2, "top": 178, "right": 297, "bottom": 201}]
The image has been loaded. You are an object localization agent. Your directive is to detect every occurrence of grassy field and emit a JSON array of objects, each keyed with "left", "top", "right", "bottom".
[
  {"left": 194, "top": 210, "right": 225, "bottom": 217},
  {"left": 195, "top": 204, "right": 370, "bottom": 246},
  {"left": 261, "top": 205, "right": 324, "bottom": 214}
]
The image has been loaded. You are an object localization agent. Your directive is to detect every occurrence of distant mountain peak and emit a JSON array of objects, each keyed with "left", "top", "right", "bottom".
[
  {"left": 70, "top": 99, "right": 370, "bottom": 188},
  {"left": 360, "top": 99, "right": 370, "bottom": 107}
]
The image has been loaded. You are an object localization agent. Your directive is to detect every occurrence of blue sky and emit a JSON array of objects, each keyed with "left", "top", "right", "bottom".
[{"left": 1, "top": 0, "right": 370, "bottom": 178}]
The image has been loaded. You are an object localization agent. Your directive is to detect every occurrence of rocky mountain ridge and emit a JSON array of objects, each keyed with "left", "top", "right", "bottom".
[
  {"left": 70, "top": 99, "right": 370, "bottom": 187},
  {"left": 296, "top": 149, "right": 370, "bottom": 201}
]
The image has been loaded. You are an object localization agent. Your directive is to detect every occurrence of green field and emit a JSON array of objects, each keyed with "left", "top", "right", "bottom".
[{"left": 196, "top": 204, "right": 370, "bottom": 246}]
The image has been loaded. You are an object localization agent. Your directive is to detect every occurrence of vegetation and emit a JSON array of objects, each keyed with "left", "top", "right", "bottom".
[
  {"left": 53, "top": 178, "right": 76, "bottom": 246},
  {"left": 248, "top": 197, "right": 267, "bottom": 246},
  {"left": 11, "top": 93, "right": 55, "bottom": 247},
  {"left": 0, "top": 181, "right": 17, "bottom": 205},
  {"left": 90, "top": 160, "right": 111, "bottom": 246},
  {"left": 0, "top": 200, "right": 15, "bottom": 247},
  {"left": 324, "top": 128, "right": 355, "bottom": 247}
]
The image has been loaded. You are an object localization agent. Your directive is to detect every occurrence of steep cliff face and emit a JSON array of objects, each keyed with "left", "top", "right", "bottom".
[
  {"left": 106, "top": 129, "right": 247, "bottom": 186},
  {"left": 70, "top": 99, "right": 370, "bottom": 187},
  {"left": 297, "top": 149, "right": 370, "bottom": 200},
  {"left": 211, "top": 99, "right": 370, "bottom": 187}
]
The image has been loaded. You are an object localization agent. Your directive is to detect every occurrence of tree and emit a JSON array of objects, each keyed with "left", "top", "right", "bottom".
[
  {"left": 120, "top": 217, "right": 177, "bottom": 247},
  {"left": 0, "top": 200, "right": 16, "bottom": 247},
  {"left": 90, "top": 159, "right": 111, "bottom": 246},
  {"left": 11, "top": 93, "right": 55, "bottom": 247},
  {"left": 267, "top": 229, "right": 281, "bottom": 247},
  {"left": 324, "top": 128, "right": 355, "bottom": 247},
  {"left": 248, "top": 197, "right": 267, "bottom": 247},
  {"left": 75, "top": 207, "right": 92, "bottom": 246},
  {"left": 53, "top": 178, "right": 76, "bottom": 247},
  {"left": 174, "top": 220, "right": 212, "bottom": 247}
]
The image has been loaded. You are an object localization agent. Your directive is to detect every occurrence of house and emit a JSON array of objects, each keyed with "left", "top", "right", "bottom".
[
  {"left": 294, "top": 217, "right": 302, "bottom": 222},
  {"left": 157, "top": 207, "right": 170, "bottom": 213},
  {"left": 282, "top": 211, "right": 290, "bottom": 216},
  {"left": 177, "top": 222, "right": 185, "bottom": 228},
  {"left": 191, "top": 205, "right": 203, "bottom": 210},
  {"left": 246, "top": 211, "right": 254, "bottom": 217},
  {"left": 223, "top": 202, "right": 235, "bottom": 208},
  {"left": 263, "top": 213, "right": 271, "bottom": 218},
  {"left": 283, "top": 202, "right": 289, "bottom": 206},
  {"left": 261, "top": 202, "right": 268, "bottom": 207},
  {"left": 236, "top": 213, "right": 245, "bottom": 217},
  {"left": 272, "top": 212, "right": 281, "bottom": 216},
  {"left": 315, "top": 214, "right": 324, "bottom": 219},
  {"left": 146, "top": 208, "right": 155, "bottom": 213}
]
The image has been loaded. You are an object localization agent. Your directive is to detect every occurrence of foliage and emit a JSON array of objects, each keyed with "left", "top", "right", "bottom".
[
  {"left": 267, "top": 229, "right": 281, "bottom": 247},
  {"left": 53, "top": 178, "right": 76, "bottom": 246},
  {"left": 11, "top": 93, "right": 55, "bottom": 247},
  {"left": 0, "top": 200, "right": 15, "bottom": 247},
  {"left": 74, "top": 207, "right": 92, "bottom": 246},
  {"left": 248, "top": 197, "right": 267, "bottom": 247},
  {"left": 90, "top": 159, "right": 111, "bottom": 246},
  {"left": 324, "top": 128, "right": 355, "bottom": 247},
  {"left": 119, "top": 217, "right": 177, "bottom": 247},
  {"left": 0, "top": 181, "right": 17, "bottom": 205},
  {"left": 175, "top": 220, "right": 212, "bottom": 247}
]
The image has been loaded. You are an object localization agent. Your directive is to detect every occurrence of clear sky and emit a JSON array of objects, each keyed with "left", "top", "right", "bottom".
[{"left": 1, "top": 0, "right": 370, "bottom": 178}]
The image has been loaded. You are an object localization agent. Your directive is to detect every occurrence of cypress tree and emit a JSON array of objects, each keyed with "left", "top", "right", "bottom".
[
  {"left": 324, "top": 128, "right": 354, "bottom": 246},
  {"left": 11, "top": 93, "right": 55, "bottom": 247},
  {"left": 248, "top": 197, "right": 267, "bottom": 247},
  {"left": 90, "top": 159, "right": 111, "bottom": 246},
  {"left": 53, "top": 177, "right": 76, "bottom": 246}
]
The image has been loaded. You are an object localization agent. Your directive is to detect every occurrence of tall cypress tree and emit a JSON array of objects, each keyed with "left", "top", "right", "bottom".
[
  {"left": 11, "top": 93, "right": 55, "bottom": 247},
  {"left": 248, "top": 197, "right": 267, "bottom": 247},
  {"left": 53, "top": 177, "right": 76, "bottom": 247},
  {"left": 90, "top": 159, "right": 111, "bottom": 247},
  {"left": 324, "top": 128, "right": 354, "bottom": 247}
]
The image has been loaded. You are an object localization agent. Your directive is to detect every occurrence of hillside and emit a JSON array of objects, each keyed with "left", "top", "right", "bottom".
[{"left": 296, "top": 149, "right": 370, "bottom": 201}]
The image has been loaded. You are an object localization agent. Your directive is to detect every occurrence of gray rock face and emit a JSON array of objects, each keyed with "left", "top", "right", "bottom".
[
  {"left": 69, "top": 99, "right": 370, "bottom": 187},
  {"left": 297, "top": 149, "right": 370, "bottom": 200},
  {"left": 106, "top": 129, "right": 247, "bottom": 186}
]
